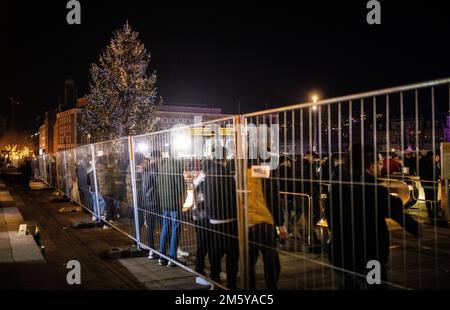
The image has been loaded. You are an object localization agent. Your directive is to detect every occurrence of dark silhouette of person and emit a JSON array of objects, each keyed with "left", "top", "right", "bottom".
[
  {"left": 202, "top": 151, "right": 239, "bottom": 289},
  {"left": 247, "top": 159, "right": 287, "bottom": 290},
  {"left": 156, "top": 153, "right": 186, "bottom": 266},
  {"left": 419, "top": 151, "right": 441, "bottom": 222},
  {"left": 140, "top": 150, "right": 161, "bottom": 258},
  {"left": 325, "top": 144, "right": 420, "bottom": 289}
]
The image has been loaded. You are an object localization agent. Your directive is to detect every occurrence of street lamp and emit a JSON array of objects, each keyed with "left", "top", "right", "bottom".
[
  {"left": 312, "top": 95, "right": 318, "bottom": 108},
  {"left": 312, "top": 95, "right": 319, "bottom": 152}
]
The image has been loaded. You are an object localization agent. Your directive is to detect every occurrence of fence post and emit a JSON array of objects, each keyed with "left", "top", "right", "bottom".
[
  {"left": 63, "top": 151, "right": 70, "bottom": 197},
  {"left": 48, "top": 155, "right": 52, "bottom": 185},
  {"left": 45, "top": 155, "right": 49, "bottom": 184},
  {"left": 39, "top": 154, "right": 47, "bottom": 183},
  {"left": 90, "top": 144, "right": 101, "bottom": 220},
  {"left": 440, "top": 142, "right": 450, "bottom": 223},
  {"left": 128, "top": 136, "right": 141, "bottom": 248},
  {"left": 43, "top": 155, "right": 46, "bottom": 183},
  {"left": 72, "top": 150, "right": 78, "bottom": 202},
  {"left": 56, "top": 154, "right": 60, "bottom": 190},
  {"left": 235, "top": 115, "right": 249, "bottom": 289}
]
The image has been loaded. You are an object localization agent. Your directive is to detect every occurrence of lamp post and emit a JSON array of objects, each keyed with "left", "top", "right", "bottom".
[{"left": 312, "top": 95, "right": 318, "bottom": 152}]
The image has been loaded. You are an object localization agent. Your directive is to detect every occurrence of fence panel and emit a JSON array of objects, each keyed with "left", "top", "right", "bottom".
[
  {"left": 240, "top": 79, "right": 450, "bottom": 289},
  {"left": 130, "top": 117, "right": 237, "bottom": 287},
  {"left": 93, "top": 138, "right": 136, "bottom": 238},
  {"left": 38, "top": 154, "right": 46, "bottom": 183},
  {"left": 35, "top": 78, "right": 450, "bottom": 290},
  {"left": 73, "top": 145, "right": 99, "bottom": 218}
]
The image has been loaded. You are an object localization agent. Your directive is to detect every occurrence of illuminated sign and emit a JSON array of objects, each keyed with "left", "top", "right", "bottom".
[{"left": 188, "top": 126, "right": 235, "bottom": 137}]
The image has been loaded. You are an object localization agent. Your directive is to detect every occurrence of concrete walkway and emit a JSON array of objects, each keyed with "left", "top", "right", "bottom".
[
  {"left": 1, "top": 179, "right": 210, "bottom": 290},
  {"left": 0, "top": 179, "right": 48, "bottom": 289}
]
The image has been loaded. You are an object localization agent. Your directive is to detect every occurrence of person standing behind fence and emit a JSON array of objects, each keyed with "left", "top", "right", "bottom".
[
  {"left": 141, "top": 151, "right": 161, "bottom": 259},
  {"left": 87, "top": 160, "right": 106, "bottom": 221},
  {"left": 294, "top": 151, "right": 321, "bottom": 243},
  {"left": 76, "top": 160, "right": 90, "bottom": 211},
  {"left": 247, "top": 160, "right": 287, "bottom": 290},
  {"left": 182, "top": 159, "right": 214, "bottom": 287},
  {"left": 325, "top": 143, "right": 420, "bottom": 289},
  {"left": 404, "top": 152, "right": 417, "bottom": 175},
  {"left": 202, "top": 150, "right": 239, "bottom": 289},
  {"left": 156, "top": 154, "right": 186, "bottom": 267},
  {"left": 279, "top": 155, "right": 301, "bottom": 240},
  {"left": 110, "top": 153, "right": 126, "bottom": 222},
  {"left": 96, "top": 155, "right": 116, "bottom": 229}
]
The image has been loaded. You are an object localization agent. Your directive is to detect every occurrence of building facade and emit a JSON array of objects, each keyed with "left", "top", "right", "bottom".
[
  {"left": 53, "top": 98, "right": 87, "bottom": 152},
  {"left": 39, "top": 111, "right": 56, "bottom": 155},
  {"left": 154, "top": 105, "right": 228, "bottom": 131}
]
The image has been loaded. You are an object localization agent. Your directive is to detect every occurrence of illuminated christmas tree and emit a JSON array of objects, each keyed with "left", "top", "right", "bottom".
[{"left": 80, "top": 22, "right": 161, "bottom": 142}]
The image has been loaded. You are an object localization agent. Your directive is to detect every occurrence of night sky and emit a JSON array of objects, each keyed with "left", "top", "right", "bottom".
[{"left": 3, "top": 1, "right": 450, "bottom": 133}]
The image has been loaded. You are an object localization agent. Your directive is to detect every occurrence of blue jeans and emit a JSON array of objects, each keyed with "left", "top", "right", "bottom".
[
  {"left": 91, "top": 192, "right": 106, "bottom": 218},
  {"left": 159, "top": 210, "right": 180, "bottom": 260}
]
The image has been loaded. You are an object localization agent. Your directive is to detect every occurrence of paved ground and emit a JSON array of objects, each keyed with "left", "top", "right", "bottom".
[
  {"left": 1, "top": 179, "right": 208, "bottom": 290},
  {"left": 2, "top": 178, "right": 450, "bottom": 290}
]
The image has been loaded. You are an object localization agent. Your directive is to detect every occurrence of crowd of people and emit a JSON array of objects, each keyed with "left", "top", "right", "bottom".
[
  {"left": 132, "top": 147, "right": 286, "bottom": 290},
  {"left": 31, "top": 142, "right": 445, "bottom": 290}
]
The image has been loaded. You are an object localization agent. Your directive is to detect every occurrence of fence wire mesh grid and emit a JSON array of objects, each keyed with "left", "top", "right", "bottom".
[{"left": 35, "top": 78, "right": 450, "bottom": 290}]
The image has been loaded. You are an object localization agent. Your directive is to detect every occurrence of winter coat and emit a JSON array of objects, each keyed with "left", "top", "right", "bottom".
[
  {"left": 96, "top": 165, "right": 115, "bottom": 197},
  {"left": 156, "top": 158, "right": 186, "bottom": 212},
  {"left": 246, "top": 163, "right": 284, "bottom": 227},
  {"left": 202, "top": 160, "right": 237, "bottom": 221},
  {"left": 325, "top": 172, "right": 419, "bottom": 273}
]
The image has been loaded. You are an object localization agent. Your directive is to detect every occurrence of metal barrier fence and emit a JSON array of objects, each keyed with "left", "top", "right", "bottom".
[{"left": 36, "top": 77, "right": 450, "bottom": 290}]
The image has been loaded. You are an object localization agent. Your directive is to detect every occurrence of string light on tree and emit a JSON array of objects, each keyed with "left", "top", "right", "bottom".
[{"left": 80, "top": 22, "right": 162, "bottom": 142}]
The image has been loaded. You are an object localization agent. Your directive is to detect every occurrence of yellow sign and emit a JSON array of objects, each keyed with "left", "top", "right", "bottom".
[{"left": 188, "top": 127, "right": 235, "bottom": 137}]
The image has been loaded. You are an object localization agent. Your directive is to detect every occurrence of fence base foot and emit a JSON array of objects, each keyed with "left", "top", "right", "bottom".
[
  {"left": 99, "top": 246, "right": 147, "bottom": 260},
  {"left": 72, "top": 221, "right": 104, "bottom": 229},
  {"left": 300, "top": 243, "right": 324, "bottom": 254},
  {"left": 59, "top": 205, "right": 83, "bottom": 212},
  {"left": 52, "top": 197, "right": 71, "bottom": 203}
]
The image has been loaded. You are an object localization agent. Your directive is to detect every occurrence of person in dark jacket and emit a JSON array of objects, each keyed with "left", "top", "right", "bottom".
[
  {"left": 294, "top": 151, "right": 321, "bottom": 243},
  {"left": 202, "top": 152, "right": 239, "bottom": 289},
  {"left": 96, "top": 155, "right": 116, "bottom": 228},
  {"left": 247, "top": 160, "right": 287, "bottom": 290},
  {"left": 325, "top": 144, "right": 420, "bottom": 289},
  {"left": 278, "top": 156, "right": 297, "bottom": 236},
  {"left": 156, "top": 156, "right": 186, "bottom": 266},
  {"left": 86, "top": 160, "right": 106, "bottom": 220},
  {"left": 140, "top": 151, "right": 161, "bottom": 259},
  {"left": 403, "top": 152, "right": 417, "bottom": 175},
  {"left": 183, "top": 158, "right": 213, "bottom": 287},
  {"left": 76, "top": 160, "right": 91, "bottom": 211}
]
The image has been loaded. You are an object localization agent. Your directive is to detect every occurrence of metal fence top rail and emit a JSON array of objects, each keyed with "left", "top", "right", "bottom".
[{"left": 243, "top": 77, "right": 450, "bottom": 118}]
